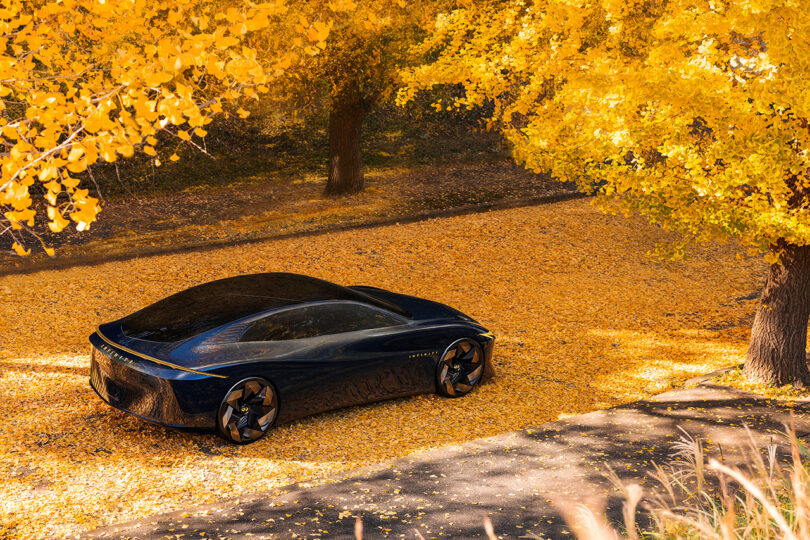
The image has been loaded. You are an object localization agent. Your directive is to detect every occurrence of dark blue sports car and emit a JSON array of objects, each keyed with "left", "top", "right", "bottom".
[{"left": 89, "top": 273, "right": 496, "bottom": 443}]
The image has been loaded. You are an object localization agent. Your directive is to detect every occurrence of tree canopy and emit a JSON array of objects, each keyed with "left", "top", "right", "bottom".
[
  {"left": 249, "top": 0, "right": 448, "bottom": 195},
  {"left": 0, "top": 0, "right": 325, "bottom": 254},
  {"left": 400, "top": 0, "right": 810, "bottom": 257},
  {"left": 256, "top": 0, "right": 433, "bottom": 114}
]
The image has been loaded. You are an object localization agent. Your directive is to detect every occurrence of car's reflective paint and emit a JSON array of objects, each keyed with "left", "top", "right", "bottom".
[
  {"left": 94, "top": 325, "right": 227, "bottom": 378},
  {"left": 88, "top": 273, "right": 495, "bottom": 435}
]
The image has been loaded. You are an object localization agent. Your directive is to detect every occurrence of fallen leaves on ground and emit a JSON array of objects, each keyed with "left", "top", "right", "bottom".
[
  {"left": 0, "top": 159, "right": 571, "bottom": 271},
  {"left": 712, "top": 367, "right": 810, "bottom": 402},
  {"left": 0, "top": 199, "right": 765, "bottom": 538}
]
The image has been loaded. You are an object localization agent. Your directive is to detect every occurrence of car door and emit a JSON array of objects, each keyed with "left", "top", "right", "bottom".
[
  {"left": 236, "top": 301, "right": 436, "bottom": 421},
  {"left": 322, "top": 322, "right": 439, "bottom": 407},
  {"left": 283, "top": 302, "right": 435, "bottom": 417}
]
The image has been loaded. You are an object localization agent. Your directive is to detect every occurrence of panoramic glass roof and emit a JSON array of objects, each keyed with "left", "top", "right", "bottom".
[{"left": 120, "top": 272, "right": 408, "bottom": 342}]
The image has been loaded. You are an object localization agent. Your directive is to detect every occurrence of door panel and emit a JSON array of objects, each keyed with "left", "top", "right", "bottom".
[{"left": 273, "top": 327, "right": 441, "bottom": 423}]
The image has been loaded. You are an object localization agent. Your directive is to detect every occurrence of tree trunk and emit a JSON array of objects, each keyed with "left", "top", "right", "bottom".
[
  {"left": 325, "top": 96, "right": 366, "bottom": 196},
  {"left": 745, "top": 241, "right": 810, "bottom": 386}
]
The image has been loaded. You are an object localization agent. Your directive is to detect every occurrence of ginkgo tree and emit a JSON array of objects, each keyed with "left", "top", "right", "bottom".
[
  {"left": 0, "top": 0, "right": 324, "bottom": 254},
  {"left": 250, "top": 0, "right": 446, "bottom": 195},
  {"left": 400, "top": 0, "right": 810, "bottom": 385}
]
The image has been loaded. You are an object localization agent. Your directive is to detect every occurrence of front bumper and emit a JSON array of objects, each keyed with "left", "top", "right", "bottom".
[{"left": 89, "top": 334, "right": 220, "bottom": 429}]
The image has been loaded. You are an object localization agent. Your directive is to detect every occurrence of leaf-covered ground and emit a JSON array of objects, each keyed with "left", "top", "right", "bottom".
[
  {"left": 0, "top": 199, "right": 765, "bottom": 538},
  {"left": 0, "top": 159, "right": 572, "bottom": 273},
  {"left": 712, "top": 367, "right": 810, "bottom": 401}
]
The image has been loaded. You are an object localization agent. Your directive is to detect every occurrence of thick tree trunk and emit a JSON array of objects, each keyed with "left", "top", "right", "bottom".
[
  {"left": 324, "top": 96, "right": 366, "bottom": 196},
  {"left": 745, "top": 241, "right": 810, "bottom": 386}
]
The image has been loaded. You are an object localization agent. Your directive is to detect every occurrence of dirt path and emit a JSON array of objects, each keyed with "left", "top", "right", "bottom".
[{"left": 87, "top": 384, "right": 810, "bottom": 539}]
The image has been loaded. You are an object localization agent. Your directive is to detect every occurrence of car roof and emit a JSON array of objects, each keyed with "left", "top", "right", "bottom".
[{"left": 120, "top": 273, "right": 408, "bottom": 342}]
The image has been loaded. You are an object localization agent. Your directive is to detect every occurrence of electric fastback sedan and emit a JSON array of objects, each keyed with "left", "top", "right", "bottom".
[{"left": 89, "top": 272, "right": 495, "bottom": 443}]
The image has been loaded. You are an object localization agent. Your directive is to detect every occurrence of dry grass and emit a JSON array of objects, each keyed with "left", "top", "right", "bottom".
[
  {"left": 0, "top": 199, "right": 766, "bottom": 538},
  {"left": 567, "top": 424, "right": 810, "bottom": 539}
]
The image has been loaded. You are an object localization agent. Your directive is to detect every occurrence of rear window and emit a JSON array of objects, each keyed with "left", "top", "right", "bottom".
[{"left": 240, "top": 303, "right": 404, "bottom": 342}]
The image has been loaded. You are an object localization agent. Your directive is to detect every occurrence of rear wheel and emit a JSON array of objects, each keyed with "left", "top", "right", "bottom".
[
  {"left": 217, "top": 377, "right": 278, "bottom": 444},
  {"left": 436, "top": 339, "right": 484, "bottom": 397}
]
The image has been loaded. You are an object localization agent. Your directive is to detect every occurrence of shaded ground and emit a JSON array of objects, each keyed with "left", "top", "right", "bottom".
[
  {"left": 0, "top": 159, "right": 574, "bottom": 274},
  {"left": 0, "top": 199, "right": 766, "bottom": 537},
  {"left": 88, "top": 384, "right": 810, "bottom": 539}
]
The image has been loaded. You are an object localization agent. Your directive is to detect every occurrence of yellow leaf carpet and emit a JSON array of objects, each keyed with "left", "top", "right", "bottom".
[{"left": 0, "top": 199, "right": 764, "bottom": 538}]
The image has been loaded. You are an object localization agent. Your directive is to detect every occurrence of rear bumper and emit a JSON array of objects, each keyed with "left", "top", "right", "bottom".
[{"left": 89, "top": 336, "right": 219, "bottom": 429}]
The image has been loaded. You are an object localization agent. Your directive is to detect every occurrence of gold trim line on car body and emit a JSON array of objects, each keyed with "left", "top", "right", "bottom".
[{"left": 95, "top": 326, "right": 227, "bottom": 379}]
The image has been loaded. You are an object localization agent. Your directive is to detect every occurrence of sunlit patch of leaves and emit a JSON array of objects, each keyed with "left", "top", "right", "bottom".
[{"left": 713, "top": 368, "right": 810, "bottom": 403}]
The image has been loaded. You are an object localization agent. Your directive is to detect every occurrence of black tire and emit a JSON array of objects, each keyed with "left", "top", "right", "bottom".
[
  {"left": 217, "top": 377, "right": 278, "bottom": 444},
  {"left": 436, "top": 338, "right": 485, "bottom": 398}
]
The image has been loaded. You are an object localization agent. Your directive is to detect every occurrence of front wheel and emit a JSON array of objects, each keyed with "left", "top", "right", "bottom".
[
  {"left": 217, "top": 377, "right": 278, "bottom": 444},
  {"left": 436, "top": 339, "right": 484, "bottom": 398}
]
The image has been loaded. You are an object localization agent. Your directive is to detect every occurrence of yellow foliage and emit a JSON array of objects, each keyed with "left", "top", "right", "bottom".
[
  {"left": 0, "top": 0, "right": 316, "bottom": 255},
  {"left": 713, "top": 367, "right": 810, "bottom": 402},
  {"left": 400, "top": 1, "right": 810, "bottom": 257},
  {"left": 0, "top": 0, "right": 451, "bottom": 255},
  {"left": 10, "top": 241, "right": 28, "bottom": 256},
  {"left": 251, "top": 0, "right": 447, "bottom": 127}
]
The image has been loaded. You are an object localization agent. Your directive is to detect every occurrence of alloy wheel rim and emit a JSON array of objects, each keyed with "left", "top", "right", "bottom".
[
  {"left": 219, "top": 378, "right": 277, "bottom": 443},
  {"left": 438, "top": 339, "right": 483, "bottom": 396}
]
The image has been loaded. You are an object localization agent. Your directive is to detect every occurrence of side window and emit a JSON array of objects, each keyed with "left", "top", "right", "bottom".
[
  {"left": 239, "top": 307, "right": 318, "bottom": 342},
  {"left": 314, "top": 303, "right": 404, "bottom": 335},
  {"left": 239, "top": 303, "right": 404, "bottom": 342}
]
